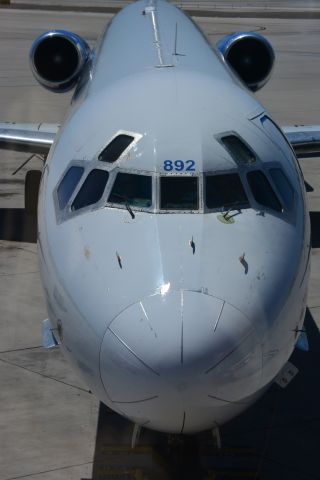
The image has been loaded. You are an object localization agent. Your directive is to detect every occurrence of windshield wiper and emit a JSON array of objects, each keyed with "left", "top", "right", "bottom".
[
  {"left": 125, "top": 202, "right": 135, "bottom": 219},
  {"left": 109, "top": 192, "right": 135, "bottom": 219},
  {"left": 222, "top": 200, "right": 240, "bottom": 220}
]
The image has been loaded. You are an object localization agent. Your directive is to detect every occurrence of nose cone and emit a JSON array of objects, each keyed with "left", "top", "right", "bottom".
[{"left": 100, "top": 290, "right": 262, "bottom": 433}]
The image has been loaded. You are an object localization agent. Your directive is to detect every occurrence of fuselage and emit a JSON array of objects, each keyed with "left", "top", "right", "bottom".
[{"left": 37, "top": 0, "right": 310, "bottom": 433}]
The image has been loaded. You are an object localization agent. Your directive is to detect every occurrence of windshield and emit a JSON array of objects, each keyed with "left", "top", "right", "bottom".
[
  {"left": 108, "top": 172, "right": 152, "bottom": 208},
  {"left": 99, "top": 134, "right": 134, "bottom": 163},
  {"left": 72, "top": 169, "right": 109, "bottom": 211},
  {"left": 247, "top": 170, "right": 282, "bottom": 212},
  {"left": 205, "top": 173, "right": 249, "bottom": 210},
  {"left": 220, "top": 135, "right": 256, "bottom": 165},
  {"left": 160, "top": 176, "right": 199, "bottom": 210}
]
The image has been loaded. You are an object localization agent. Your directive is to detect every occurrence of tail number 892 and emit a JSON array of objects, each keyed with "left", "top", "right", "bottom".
[{"left": 163, "top": 160, "right": 196, "bottom": 172}]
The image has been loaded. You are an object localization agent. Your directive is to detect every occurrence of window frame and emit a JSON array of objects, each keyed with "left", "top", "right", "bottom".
[
  {"left": 71, "top": 168, "right": 110, "bottom": 212},
  {"left": 252, "top": 114, "right": 305, "bottom": 195},
  {"left": 217, "top": 132, "right": 257, "bottom": 166},
  {"left": 268, "top": 163, "right": 296, "bottom": 212},
  {"left": 203, "top": 169, "right": 251, "bottom": 213},
  {"left": 55, "top": 160, "right": 295, "bottom": 222},
  {"left": 106, "top": 168, "right": 155, "bottom": 213},
  {"left": 157, "top": 172, "right": 202, "bottom": 214},
  {"left": 56, "top": 164, "right": 85, "bottom": 210},
  {"left": 246, "top": 168, "right": 284, "bottom": 214},
  {"left": 54, "top": 161, "right": 114, "bottom": 223},
  {"left": 97, "top": 130, "right": 143, "bottom": 165}
]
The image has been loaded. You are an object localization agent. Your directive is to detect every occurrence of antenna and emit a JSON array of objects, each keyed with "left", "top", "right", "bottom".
[
  {"left": 173, "top": 22, "right": 186, "bottom": 57},
  {"left": 174, "top": 22, "right": 178, "bottom": 56}
]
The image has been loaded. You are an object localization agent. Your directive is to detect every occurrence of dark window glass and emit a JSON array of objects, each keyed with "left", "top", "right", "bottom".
[
  {"left": 260, "top": 115, "right": 305, "bottom": 180},
  {"left": 72, "top": 169, "right": 109, "bottom": 211},
  {"left": 108, "top": 173, "right": 152, "bottom": 208},
  {"left": 270, "top": 168, "right": 294, "bottom": 209},
  {"left": 160, "top": 177, "right": 198, "bottom": 210},
  {"left": 260, "top": 116, "right": 288, "bottom": 147},
  {"left": 221, "top": 135, "right": 256, "bottom": 165},
  {"left": 57, "top": 166, "right": 84, "bottom": 209},
  {"left": 99, "top": 135, "right": 134, "bottom": 163},
  {"left": 247, "top": 170, "right": 282, "bottom": 212},
  {"left": 205, "top": 173, "right": 249, "bottom": 209}
]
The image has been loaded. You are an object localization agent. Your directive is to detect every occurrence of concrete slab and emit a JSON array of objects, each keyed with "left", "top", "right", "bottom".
[
  {"left": 17, "top": 464, "right": 94, "bottom": 480},
  {"left": 0, "top": 241, "right": 46, "bottom": 351},
  {"left": 0, "top": 346, "right": 90, "bottom": 391},
  {"left": 0, "top": 360, "right": 98, "bottom": 480}
]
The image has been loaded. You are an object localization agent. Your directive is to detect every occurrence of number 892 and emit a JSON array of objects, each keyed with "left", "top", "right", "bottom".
[{"left": 163, "top": 160, "right": 196, "bottom": 172}]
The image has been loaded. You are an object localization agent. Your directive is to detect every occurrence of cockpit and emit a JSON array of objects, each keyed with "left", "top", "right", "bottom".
[{"left": 54, "top": 130, "right": 296, "bottom": 222}]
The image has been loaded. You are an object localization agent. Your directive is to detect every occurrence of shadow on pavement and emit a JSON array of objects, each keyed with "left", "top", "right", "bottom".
[
  {"left": 88, "top": 309, "right": 320, "bottom": 480},
  {"left": 0, "top": 208, "right": 37, "bottom": 243},
  {"left": 310, "top": 211, "right": 320, "bottom": 248}
]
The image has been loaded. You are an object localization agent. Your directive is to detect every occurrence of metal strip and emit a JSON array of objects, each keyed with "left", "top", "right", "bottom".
[
  {"left": 113, "top": 395, "right": 159, "bottom": 404},
  {"left": 145, "top": 0, "right": 173, "bottom": 68}
]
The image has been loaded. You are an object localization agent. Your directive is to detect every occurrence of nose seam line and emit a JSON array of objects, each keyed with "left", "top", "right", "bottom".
[
  {"left": 108, "top": 327, "right": 160, "bottom": 376},
  {"left": 214, "top": 300, "right": 225, "bottom": 332},
  {"left": 112, "top": 395, "right": 159, "bottom": 404}
]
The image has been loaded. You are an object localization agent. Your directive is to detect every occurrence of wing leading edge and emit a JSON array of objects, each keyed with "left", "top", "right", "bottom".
[
  {"left": 283, "top": 125, "right": 320, "bottom": 157},
  {"left": 0, "top": 122, "right": 59, "bottom": 155},
  {"left": 1, "top": 122, "right": 319, "bottom": 158}
]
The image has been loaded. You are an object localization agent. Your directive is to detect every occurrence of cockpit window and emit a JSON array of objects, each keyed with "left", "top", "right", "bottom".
[
  {"left": 72, "top": 169, "right": 109, "bottom": 211},
  {"left": 260, "top": 115, "right": 305, "bottom": 185},
  {"left": 98, "top": 134, "right": 134, "bottom": 163},
  {"left": 160, "top": 177, "right": 198, "bottom": 210},
  {"left": 269, "top": 168, "right": 294, "bottom": 209},
  {"left": 247, "top": 170, "right": 282, "bottom": 212},
  {"left": 205, "top": 173, "right": 249, "bottom": 210},
  {"left": 108, "top": 173, "right": 152, "bottom": 208},
  {"left": 57, "top": 166, "right": 84, "bottom": 209},
  {"left": 221, "top": 135, "right": 256, "bottom": 165}
]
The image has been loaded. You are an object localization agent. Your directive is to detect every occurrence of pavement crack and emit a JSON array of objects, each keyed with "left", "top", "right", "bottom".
[
  {"left": 3, "top": 462, "right": 93, "bottom": 480},
  {"left": 0, "top": 357, "right": 91, "bottom": 394},
  {"left": 0, "top": 345, "right": 42, "bottom": 354},
  {"left": 0, "top": 271, "right": 39, "bottom": 277}
]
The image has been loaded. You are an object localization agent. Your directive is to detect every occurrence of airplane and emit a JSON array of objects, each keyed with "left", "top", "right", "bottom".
[{"left": 0, "top": 0, "right": 319, "bottom": 439}]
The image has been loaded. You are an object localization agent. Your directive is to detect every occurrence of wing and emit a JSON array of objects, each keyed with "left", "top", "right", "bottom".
[
  {"left": 283, "top": 125, "right": 320, "bottom": 158},
  {"left": 0, "top": 122, "right": 59, "bottom": 155}
]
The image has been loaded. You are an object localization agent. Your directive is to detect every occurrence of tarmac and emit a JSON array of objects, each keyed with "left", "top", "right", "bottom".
[{"left": 0, "top": 4, "right": 320, "bottom": 480}]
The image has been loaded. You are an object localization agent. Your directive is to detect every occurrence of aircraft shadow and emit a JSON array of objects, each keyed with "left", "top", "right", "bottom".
[
  {"left": 310, "top": 211, "right": 320, "bottom": 248},
  {"left": 88, "top": 308, "right": 320, "bottom": 480},
  {"left": 304, "top": 181, "right": 314, "bottom": 192},
  {"left": 217, "top": 307, "right": 320, "bottom": 480},
  {"left": 0, "top": 208, "right": 37, "bottom": 243}
]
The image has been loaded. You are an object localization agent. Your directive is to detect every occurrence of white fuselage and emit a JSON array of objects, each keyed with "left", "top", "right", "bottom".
[{"left": 37, "top": 0, "right": 310, "bottom": 433}]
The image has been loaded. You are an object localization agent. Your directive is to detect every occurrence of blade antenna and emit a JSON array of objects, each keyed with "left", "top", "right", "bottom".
[
  {"left": 174, "top": 22, "right": 178, "bottom": 56},
  {"left": 173, "top": 22, "right": 185, "bottom": 57}
]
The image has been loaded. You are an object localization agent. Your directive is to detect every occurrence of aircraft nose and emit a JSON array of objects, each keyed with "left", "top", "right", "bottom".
[{"left": 100, "top": 290, "right": 262, "bottom": 433}]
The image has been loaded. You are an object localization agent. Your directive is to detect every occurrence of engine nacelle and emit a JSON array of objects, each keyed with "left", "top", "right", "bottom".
[
  {"left": 217, "top": 32, "right": 275, "bottom": 92},
  {"left": 30, "top": 30, "right": 91, "bottom": 93}
]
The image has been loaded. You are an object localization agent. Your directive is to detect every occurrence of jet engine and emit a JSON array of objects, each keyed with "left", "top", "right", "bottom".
[
  {"left": 217, "top": 32, "right": 275, "bottom": 92},
  {"left": 30, "top": 30, "right": 91, "bottom": 93}
]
